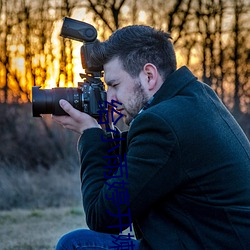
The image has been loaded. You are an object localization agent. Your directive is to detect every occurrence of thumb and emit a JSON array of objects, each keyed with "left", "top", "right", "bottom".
[
  {"left": 59, "top": 99, "right": 72, "bottom": 113},
  {"left": 59, "top": 99, "right": 84, "bottom": 120}
]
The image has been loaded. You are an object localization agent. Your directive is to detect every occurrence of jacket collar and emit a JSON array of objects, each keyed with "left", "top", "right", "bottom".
[
  {"left": 150, "top": 66, "right": 197, "bottom": 107},
  {"left": 129, "top": 66, "right": 197, "bottom": 126}
]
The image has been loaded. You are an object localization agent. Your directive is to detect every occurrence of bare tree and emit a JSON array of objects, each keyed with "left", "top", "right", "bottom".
[
  {"left": 169, "top": 0, "right": 249, "bottom": 114},
  {"left": 86, "top": 0, "right": 126, "bottom": 31},
  {"left": 0, "top": 0, "right": 31, "bottom": 102},
  {"left": 230, "top": 0, "right": 249, "bottom": 116},
  {"left": 0, "top": 0, "right": 9, "bottom": 102},
  {"left": 55, "top": 0, "right": 79, "bottom": 87}
]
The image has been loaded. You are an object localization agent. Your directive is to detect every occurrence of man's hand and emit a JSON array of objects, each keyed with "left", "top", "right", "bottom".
[{"left": 52, "top": 99, "right": 101, "bottom": 134}]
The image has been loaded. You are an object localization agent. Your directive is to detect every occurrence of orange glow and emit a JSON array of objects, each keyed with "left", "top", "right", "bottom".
[
  {"left": 12, "top": 57, "right": 25, "bottom": 74},
  {"left": 176, "top": 51, "right": 186, "bottom": 68},
  {"left": 138, "top": 11, "right": 147, "bottom": 23},
  {"left": 2, "top": 12, "right": 100, "bottom": 104}
]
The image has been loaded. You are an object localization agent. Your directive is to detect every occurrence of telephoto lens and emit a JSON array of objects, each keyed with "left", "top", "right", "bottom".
[{"left": 32, "top": 86, "right": 82, "bottom": 117}]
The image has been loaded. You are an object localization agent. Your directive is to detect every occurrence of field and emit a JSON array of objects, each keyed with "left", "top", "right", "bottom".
[
  {"left": 0, "top": 206, "right": 88, "bottom": 250},
  {"left": 0, "top": 103, "right": 88, "bottom": 249}
]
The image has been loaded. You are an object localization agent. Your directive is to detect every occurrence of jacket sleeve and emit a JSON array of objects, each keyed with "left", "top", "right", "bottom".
[{"left": 78, "top": 111, "right": 187, "bottom": 234}]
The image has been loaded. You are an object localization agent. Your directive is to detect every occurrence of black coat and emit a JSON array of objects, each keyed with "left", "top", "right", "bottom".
[{"left": 78, "top": 66, "right": 250, "bottom": 249}]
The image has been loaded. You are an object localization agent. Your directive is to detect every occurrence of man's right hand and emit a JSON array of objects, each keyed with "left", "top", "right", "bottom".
[{"left": 52, "top": 99, "right": 101, "bottom": 134}]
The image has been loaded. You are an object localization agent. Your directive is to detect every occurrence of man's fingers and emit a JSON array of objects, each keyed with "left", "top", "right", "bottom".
[
  {"left": 52, "top": 114, "right": 70, "bottom": 126},
  {"left": 59, "top": 99, "right": 73, "bottom": 114},
  {"left": 59, "top": 99, "right": 83, "bottom": 121},
  {"left": 52, "top": 99, "right": 101, "bottom": 133}
]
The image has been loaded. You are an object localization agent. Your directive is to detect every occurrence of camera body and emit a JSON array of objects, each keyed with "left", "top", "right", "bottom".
[
  {"left": 32, "top": 79, "right": 106, "bottom": 118},
  {"left": 32, "top": 17, "right": 106, "bottom": 118}
]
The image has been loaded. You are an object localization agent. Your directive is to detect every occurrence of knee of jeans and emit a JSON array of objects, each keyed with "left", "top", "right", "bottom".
[
  {"left": 56, "top": 229, "right": 95, "bottom": 250},
  {"left": 56, "top": 230, "right": 82, "bottom": 250},
  {"left": 56, "top": 233, "right": 69, "bottom": 250}
]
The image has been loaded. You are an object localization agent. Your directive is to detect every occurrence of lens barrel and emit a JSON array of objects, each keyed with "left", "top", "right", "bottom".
[{"left": 32, "top": 86, "right": 82, "bottom": 117}]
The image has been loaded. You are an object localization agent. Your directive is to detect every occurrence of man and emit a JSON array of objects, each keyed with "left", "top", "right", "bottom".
[{"left": 53, "top": 25, "right": 250, "bottom": 249}]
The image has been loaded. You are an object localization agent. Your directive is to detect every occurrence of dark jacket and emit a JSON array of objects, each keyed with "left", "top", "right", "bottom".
[{"left": 78, "top": 66, "right": 250, "bottom": 249}]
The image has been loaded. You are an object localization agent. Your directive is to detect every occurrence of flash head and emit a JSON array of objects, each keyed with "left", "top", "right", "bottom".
[{"left": 60, "top": 17, "right": 97, "bottom": 42}]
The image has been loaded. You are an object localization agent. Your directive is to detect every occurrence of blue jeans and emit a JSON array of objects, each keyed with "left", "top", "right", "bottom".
[{"left": 56, "top": 229, "right": 140, "bottom": 249}]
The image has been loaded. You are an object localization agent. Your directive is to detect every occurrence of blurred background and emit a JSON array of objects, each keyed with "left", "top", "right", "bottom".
[{"left": 0, "top": 0, "right": 249, "bottom": 211}]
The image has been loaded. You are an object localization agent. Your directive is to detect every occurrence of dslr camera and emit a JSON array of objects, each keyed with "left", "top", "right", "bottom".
[{"left": 32, "top": 17, "right": 106, "bottom": 118}]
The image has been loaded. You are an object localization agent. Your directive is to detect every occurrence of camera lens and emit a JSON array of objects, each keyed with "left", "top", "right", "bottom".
[{"left": 32, "top": 86, "right": 82, "bottom": 117}]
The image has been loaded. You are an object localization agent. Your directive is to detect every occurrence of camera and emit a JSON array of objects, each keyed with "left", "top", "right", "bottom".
[{"left": 32, "top": 17, "right": 106, "bottom": 118}]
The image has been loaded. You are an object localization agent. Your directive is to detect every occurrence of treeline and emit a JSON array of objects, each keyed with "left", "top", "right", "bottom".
[{"left": 0, "top": 0, "right": 249, "bottom": 115}]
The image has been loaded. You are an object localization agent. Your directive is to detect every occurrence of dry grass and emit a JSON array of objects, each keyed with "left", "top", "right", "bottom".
[
  {"left": 0, "top": 206, "right": 88, "bottom": 250},
  {"left": 0, "top": 103, "right": 88, "bottom": 249},
  {"left": 0, "top": 162, "right": 82, "bottom": 210},
  {"left": 0, "top": 103, "right": 82, "bottom": 210}
]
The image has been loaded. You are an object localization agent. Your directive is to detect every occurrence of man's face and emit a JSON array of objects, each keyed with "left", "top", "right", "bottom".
[{"left": 104, "top": 57, "right": 150, "bottom": 125}]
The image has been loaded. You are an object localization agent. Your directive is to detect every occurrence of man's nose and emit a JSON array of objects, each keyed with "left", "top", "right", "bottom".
[{"left": 107, "top": 89, "right": 117, "bottom": 103}]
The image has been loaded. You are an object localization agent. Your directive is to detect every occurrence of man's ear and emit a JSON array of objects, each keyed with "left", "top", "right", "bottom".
[{"left": 143, "top": 63, "right": 159, "bottom": 91}]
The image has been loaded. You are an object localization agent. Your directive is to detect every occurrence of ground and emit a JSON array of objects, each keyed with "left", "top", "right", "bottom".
[{"left": 0, "top": 206, "right": 88, "bottom": 250}]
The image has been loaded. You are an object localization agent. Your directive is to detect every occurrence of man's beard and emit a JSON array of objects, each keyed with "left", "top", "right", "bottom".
[{"left": 123, "top": 80, "right": 150, "bottom": 125}]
